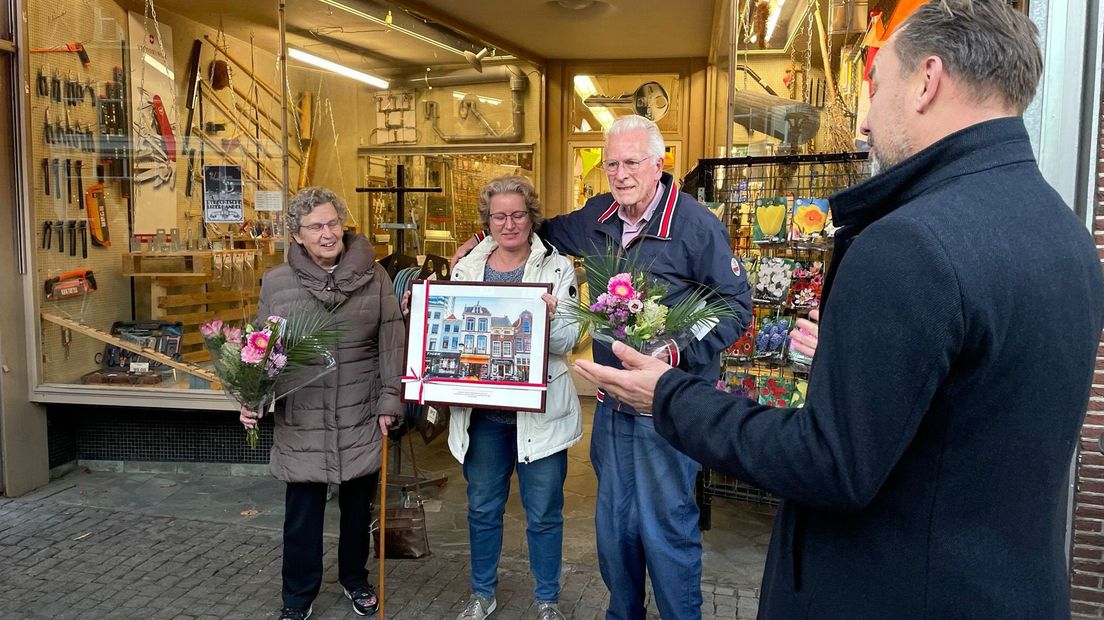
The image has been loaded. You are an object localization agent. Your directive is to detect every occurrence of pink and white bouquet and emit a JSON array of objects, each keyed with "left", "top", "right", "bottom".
[
  {"left": 563, "top": 250, "right": 738, "bottom": 356},
  {"left": 201, "top": 310, "right": 340, "bottom": 448}
]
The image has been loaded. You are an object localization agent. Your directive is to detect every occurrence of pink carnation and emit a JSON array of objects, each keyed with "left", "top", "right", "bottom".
[
  {"left": 200, "top": 319, "right": 223, "bottom": 339},
  {"left": 267, "top": 315, "right": 283, "bottom": 324},
  {"left": 608, "top": 274, "right": 635, "bottom": 300},
  {"left": 223, "top": 326, "right": 243, "bottom": 344}
]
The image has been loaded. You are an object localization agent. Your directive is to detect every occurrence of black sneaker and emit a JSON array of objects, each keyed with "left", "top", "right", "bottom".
[
  {"left": 278, "top": 605, "right": 312, "bottom": 620},
  {"left": 344, "top": 584, "right": 379, "bottom": 616}
]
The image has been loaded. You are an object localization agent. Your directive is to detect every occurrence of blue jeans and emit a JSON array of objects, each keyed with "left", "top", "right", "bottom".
[
  {"left": 591, "top": 403, "right": 703, "bottom": 620},
  {"left": 463, "top": 414, "right": 568, "bottom": 603}
]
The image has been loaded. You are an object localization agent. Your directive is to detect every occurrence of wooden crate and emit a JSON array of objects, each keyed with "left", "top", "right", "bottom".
[{"left": 146, "top": 251, "right": 266, "bottom": 363}]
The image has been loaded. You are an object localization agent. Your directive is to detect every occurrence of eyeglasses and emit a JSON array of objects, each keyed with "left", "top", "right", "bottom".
[
  {"left": 602, "top": 157, "right": 653, "bottom": 173},
  {"left": 299, "top": 219, "right": 342, "bottom": 234},
  {"left": 489, "top": 211, "right": 529, "bottom": 225}
]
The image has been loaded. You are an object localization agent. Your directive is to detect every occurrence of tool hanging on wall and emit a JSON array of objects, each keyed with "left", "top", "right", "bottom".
[
  {"left": 75, "top": 160, "right": 85, "bottom": 209},
  {"left": 44, "top": 269, "right": 97, "bottom": 301},
  {"left": 182, "top": 40, "right": 203, "bottom": 197},
  {"left": 30, "top": 42, "right": 91, "bottom": 68},
  {"left": 85, "top": 182, "right": 110, "bottom": 247}
]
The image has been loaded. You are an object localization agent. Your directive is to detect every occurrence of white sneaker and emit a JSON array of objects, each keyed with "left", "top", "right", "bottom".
[
  {"left": 536, "top": 602, "right": 565, "bottom": 620},
  {"left": 457, "top": 593, "right": 497, "bottom": 619}
]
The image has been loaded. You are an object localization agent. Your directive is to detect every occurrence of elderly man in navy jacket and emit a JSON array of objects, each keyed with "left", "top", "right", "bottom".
[
  {"left": 576, "top": 2, "right": 1104, "bottom": 618},
  {"left": 457, "top": 115, "right": 751, "bottom": 619}
]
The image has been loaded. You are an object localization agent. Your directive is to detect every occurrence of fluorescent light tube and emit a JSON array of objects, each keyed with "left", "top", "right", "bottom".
[{"left": 288, "top": 47, "right": 389, "bottom": 89}]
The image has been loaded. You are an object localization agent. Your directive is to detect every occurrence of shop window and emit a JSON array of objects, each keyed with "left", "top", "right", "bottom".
[{"left": 25, "top": 0, "right": 541, "bottom": 402}]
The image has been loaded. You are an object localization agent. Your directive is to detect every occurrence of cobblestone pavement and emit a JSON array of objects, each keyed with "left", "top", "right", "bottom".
[{"left": 0, "top": 494, "right": 761, "bottom": 619}]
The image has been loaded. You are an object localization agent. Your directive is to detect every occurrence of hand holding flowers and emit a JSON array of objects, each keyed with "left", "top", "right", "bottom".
[
  {"left": 201, "top": 308, "right": 341, "bottom": 448},
  {"left": 562, "top": 249, "right": 738, "bottom": 358}
]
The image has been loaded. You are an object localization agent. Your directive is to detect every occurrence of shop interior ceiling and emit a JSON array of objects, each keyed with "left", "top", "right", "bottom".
[
  {"left": 120, "top": 0, "right": 505, "bottom": 75},
  {"left": 393, "top": 0, "right": 717, "bottom": 59},
  {"left": 123, "top": 0, "right": 717, "bottom": 67}
]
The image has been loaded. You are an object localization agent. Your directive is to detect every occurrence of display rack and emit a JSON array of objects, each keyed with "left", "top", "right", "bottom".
[{"left": 685, "top": 151, "right": 870, "bottom": 528}]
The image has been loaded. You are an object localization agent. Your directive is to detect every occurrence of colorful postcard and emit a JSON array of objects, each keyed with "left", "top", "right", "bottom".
[
  {"left": 753, "top": 257, "right": 796, "bottom": 305},
  {"left": 725, "top": 316, "right": 756, "bottom": 360},
  {"left": 789, "top": 198, "right": 829, "bottom": 242},
  {"left": 721, "top": 370, "right": 759, "bottom": 401},
  {"left": 752, "top": 197, "right": 788, "bottom": 244},
  {"left": 757, "top": 376, "right": 795, "bottom": 407},
  {"left": 755, "top": 315, "right": 793, "bottom": 361},
  {"left": 789, "top": 261, "right": 824, "bottom": 309},
  {"left": 789, "top": 379, "right": 809, "bottom": 408},
  {"left": 823, "top": 207, "right": 839, "bottom": 239}
]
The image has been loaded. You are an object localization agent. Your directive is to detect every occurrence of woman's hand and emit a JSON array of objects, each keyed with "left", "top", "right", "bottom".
[
  {"left": 401, "top": 291, "right": 411, "bottom": 318},
  {"left": 240, "top": 406, "right": 261, "bottom": 429},
  {"left": 542, "top": 293, "right": 557, "bottom": 320},
  {"left": 379, "top": 415, "right": 397, "bottom": 435}
]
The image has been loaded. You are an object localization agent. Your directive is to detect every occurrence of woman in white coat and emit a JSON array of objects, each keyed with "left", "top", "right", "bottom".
[{"left": 450, "top": 175, "right": 581, "bottom": 620}]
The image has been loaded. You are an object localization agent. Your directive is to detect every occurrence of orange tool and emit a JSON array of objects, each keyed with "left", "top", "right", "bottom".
[{"left": 30, "top": 43, "right": 91, "bottom": 68}]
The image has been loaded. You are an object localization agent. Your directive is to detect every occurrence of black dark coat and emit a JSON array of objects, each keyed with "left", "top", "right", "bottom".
[{"left": 653, "top": 118, "right": 1104, "bottom": 618}]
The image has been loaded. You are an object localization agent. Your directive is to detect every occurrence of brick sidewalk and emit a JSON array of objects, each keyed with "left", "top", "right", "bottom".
[{"left": 0, "top": 496, "right": 760, "bottom": 619}]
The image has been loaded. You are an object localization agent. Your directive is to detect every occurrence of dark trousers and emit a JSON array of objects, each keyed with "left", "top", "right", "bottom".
[{"left": 282, "top": 472, "right": 380, "bottom": 609}]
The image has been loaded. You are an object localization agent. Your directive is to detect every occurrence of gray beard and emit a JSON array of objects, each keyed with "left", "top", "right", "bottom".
[{"left": 869, "top": 152, "right": 883, "bottom": 176}]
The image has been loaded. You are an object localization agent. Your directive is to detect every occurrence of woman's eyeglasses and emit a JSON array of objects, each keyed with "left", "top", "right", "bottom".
[
  {"left": 300, "top": 219, "right": 342, "bottom": 233},
  {"left": 489, "top": 211, "right": 529, "bottom": 225}
]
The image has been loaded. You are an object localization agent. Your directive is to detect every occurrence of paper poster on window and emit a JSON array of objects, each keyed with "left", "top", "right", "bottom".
[{"left": 203, "top": 165, "right": 244, "bottom": 223}]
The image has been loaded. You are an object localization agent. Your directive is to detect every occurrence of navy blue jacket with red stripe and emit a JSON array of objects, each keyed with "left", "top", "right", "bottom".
[{"left": 540, "top": 172, "right": 752, "bottom": 414}]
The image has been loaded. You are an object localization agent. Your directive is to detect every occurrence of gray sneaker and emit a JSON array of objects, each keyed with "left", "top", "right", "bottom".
[
  {"left": 536, "top": 602, "right": 565, "bottom": 620},
  {"left": 456, "top": 594, "right": 497, "bottom": 619}
]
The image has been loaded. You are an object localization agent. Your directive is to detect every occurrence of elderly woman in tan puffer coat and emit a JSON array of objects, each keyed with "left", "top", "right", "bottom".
[{"left": 239, "top": 186, "right": 405, "bottom": 620}]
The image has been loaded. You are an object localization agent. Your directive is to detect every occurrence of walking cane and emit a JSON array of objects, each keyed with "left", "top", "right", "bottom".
[{"left": 378, "top": 433, "right": 388, "bottom": 619}]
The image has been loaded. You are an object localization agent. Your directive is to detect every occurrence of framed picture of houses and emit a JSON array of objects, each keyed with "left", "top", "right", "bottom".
[{"left": 402, "top": 280, "right": 553, "bottom": 412}]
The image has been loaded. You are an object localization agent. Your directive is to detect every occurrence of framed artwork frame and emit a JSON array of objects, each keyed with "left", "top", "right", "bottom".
[{"left": 403, "top": 280, "right": 552, "bottom": 412}]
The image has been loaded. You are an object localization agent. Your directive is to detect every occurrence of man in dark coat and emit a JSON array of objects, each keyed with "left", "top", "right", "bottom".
[{"left": 575, "top": 1, "right": 1104, "bottom": 617}]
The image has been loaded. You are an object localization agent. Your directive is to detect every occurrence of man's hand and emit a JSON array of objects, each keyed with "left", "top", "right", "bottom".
[
  {"left": 240, "top": 406, "right": 260, "bottom": 429},
  {"left": 790, "top": 308, "right": 820, "bottom": 358},
  {"left": 401, "top": 291, "right": 411, "bottom": 318},
  {"left": 451, "top": 236, "right": 479, "bottom": 271},
  {"left": 573, "top": 341, "right": 671, "bottom": 413}
]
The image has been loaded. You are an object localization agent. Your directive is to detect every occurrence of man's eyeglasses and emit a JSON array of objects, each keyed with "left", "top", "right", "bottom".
[
  {"left": 489, "top": 211, "right": 529, "bottom": 225},
  {"left": 300, "top": 219, "right": 342, "bottom": 234},
  {"left": 602, "top": 157, "right": 653, "bottom": 173}
]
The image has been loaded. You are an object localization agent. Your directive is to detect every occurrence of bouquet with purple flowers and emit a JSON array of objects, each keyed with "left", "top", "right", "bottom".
[
  {"left": 562, "top": 249, "right": 738, "bottom": 356},
  {"left": 200, "top": 309, "right": 341, "bottom": 448}
]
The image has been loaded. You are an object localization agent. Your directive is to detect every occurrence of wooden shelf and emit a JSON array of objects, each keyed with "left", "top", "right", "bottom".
[
  {"left": 122, "top": 250, "right": 258, "bottom": 278},
  {"left": 40, "top": 312, "right": 219, "bottom": 385}
]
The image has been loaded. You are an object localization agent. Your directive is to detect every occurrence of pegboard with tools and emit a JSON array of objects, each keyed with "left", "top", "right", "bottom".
[{"left": 30, "top": 1, "right": 135, "bottom": 384}]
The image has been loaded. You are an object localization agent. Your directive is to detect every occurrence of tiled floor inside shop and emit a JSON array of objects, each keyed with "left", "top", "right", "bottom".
[{"left": 2, "top": 397, "right": 775, "bottom": 619}]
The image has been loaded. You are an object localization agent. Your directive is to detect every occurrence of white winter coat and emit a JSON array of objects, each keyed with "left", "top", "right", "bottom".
[{"left": 448, "top": 233, "right": 582, "bottom": 464}]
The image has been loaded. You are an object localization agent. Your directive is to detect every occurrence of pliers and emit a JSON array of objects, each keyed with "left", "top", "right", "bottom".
[{"left": 36, "top": 69, "right": 48, "bottom": 97}]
